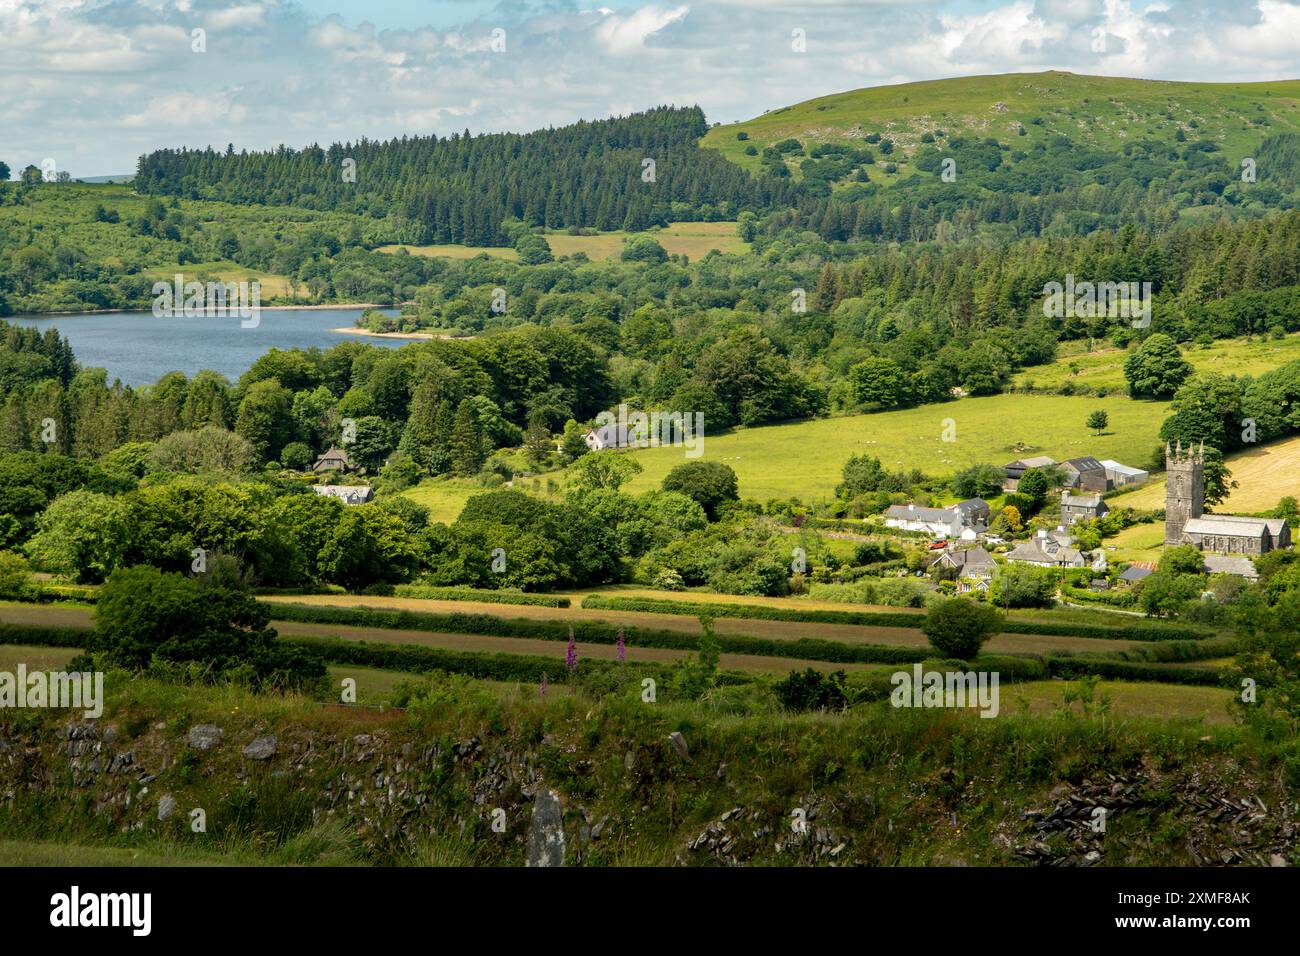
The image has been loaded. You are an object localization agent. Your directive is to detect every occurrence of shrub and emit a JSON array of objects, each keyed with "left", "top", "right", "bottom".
[
  {"left": 774, "top": 668, "right": 850, "bottom": 712},
  {"left": 652, "top": 568, "right": 686, "bottom": 591},
  {"left": 920, "top": 598, "right": 1004, "bottom": 660},
  {"left": 92, "top": 565, "right": 324, "bottom": 691}
]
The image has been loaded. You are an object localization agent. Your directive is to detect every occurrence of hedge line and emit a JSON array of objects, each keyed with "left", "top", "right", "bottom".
[
  {"left": 0, "top": 586, "right": 99, "bottom": 605},
  {"left": 287, "top": 635, "right": 673, "bottom": 683},
  {"left": 581, "top": 594, "right": 1211, "bottom": 643},
  {"left": 268, "top": 601, "right": 932, "bottom": 666},
  {"left": 1061, "top": 585, "right": 1137, "bottom": 608},
  {"left": 392, "top": 585, "right": 571, "bottom": 608},
  {"left": 253, "top": 585, "right": 346, "bottom": 596},
  {"left": 0, "top": 623, "right": 90, "bottom": 648},
  {"left": 581, "top": 595, "right": 923, "bottom": 628},
  {"left": 1044, "top": 656, "right": 1227, "bottom": 686}
]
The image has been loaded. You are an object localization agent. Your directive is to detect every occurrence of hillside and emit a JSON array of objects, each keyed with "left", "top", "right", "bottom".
[
  {"left": 134, "top": 107, "right": 791, "bottom": 247},
  {"left": 1014, "top": 331, "right": 1300, "bottom": 394},
  {"left": 706, "top": 71, "right": 1300, "bottom": 180}
]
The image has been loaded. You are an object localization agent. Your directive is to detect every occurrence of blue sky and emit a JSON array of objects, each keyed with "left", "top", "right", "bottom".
[{"left": 6, "top": 0, "right": 1300, "bottom": 177}]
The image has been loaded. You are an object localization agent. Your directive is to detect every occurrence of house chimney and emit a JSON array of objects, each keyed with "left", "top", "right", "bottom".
[
  {"left": 1037, "top": 529, "right": 1047, "bottom": 539},
  {"left": 907, "top": 503, "right": 915, "bottom": 511}
]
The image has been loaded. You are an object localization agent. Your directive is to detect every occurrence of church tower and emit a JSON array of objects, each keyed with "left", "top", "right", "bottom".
[{"left": 1164, "top": 440, "right": 1205, "bottom": 546}]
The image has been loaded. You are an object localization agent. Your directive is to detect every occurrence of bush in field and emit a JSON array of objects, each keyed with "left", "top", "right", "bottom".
[
  {"left": 0, "top": 551, "right": 33, "bottom": 598},
  {"left": 91, "top": 565, "right": 324, "bottom": 690},
  {"left": 652, "top": 568, "right": 686, "bottom": 591},
  {"left": 662, "top": 461, "right": 738, "bottom": 520},
  {"left": 920, "top": 598, "right": 1004, "bottom": 660},
  {"left": 774, "top": 668, "right": 850, "bottom": 712}
]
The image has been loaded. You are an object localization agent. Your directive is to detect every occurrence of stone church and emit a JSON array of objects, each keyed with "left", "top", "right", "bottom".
[{"left": 1164, "top": 442, "right": 1291, "bottom": 555}]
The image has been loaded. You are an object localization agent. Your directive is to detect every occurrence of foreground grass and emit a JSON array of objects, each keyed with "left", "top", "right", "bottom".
[
  {"left": 1007, "top": 680, "right": 1236, "bottom": 725},
  {"left": 2, "top": 670, "right": 1276, "bottom": 867},
  {"left": 622, "top": 392, "right": 1169, "bottom": 502}
]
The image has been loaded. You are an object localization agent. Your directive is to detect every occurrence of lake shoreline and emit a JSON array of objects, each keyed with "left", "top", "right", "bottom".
[
  {"left": 330, "top": 326, "right": 475, "bottom": 341},
  {"left": 8, "top": 302, "right": 400, "bottom": 319}
]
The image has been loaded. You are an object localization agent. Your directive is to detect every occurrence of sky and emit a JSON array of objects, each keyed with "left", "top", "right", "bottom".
[{"left": 5, "top": 0, "right": 1300, "bottom": 177}]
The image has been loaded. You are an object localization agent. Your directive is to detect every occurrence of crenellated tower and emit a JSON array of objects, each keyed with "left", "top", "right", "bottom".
[{"left": 1164, "top": 440, "right": 1205, "bottom": 546}]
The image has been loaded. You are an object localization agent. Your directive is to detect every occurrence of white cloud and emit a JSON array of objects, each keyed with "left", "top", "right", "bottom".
[
  {"left": 7, "top": 0, "right": 1300, "bottom": 178},
  {"left": 593, "top": 4, "right": 689, "bottom": 55}
]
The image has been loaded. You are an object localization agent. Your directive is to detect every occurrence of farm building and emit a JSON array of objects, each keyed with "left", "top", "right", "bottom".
[
  {"left": 1118, "top": 564, "right": 1154, "bottom": 586},
  {"left": 584, "top": 423, "right": 635, "bottom": 451},
  {"left": 1059, "top": 456, "right": 1112, "bottom": 493},
  {"left": 1000, "top": 455, "right": 1056, "bottom": 492},
  {"left": 1100, "top": 459, "right": 1149, "bottom": 487}
]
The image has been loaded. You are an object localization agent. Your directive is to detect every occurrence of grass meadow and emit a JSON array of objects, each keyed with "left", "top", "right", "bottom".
[
  {"left": 620, "top": 392, "right": 1170, "bottom": 503},
  {"left": 377, "top": 221, "right": 746, "bottom": 262},
  {"left": 1013, "top": 332, "right": 1300, "bottom": 393}
]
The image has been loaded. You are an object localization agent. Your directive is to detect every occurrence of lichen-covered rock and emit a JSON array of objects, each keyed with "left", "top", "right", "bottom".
[
  {"left": 188, "top": 725, "right": 223, "bottom": 751},
  {"left": 242, "top": 735, "right": 277, "bottom": 761},
  {"left": 526, "top": 789, "right": 565, "bottom": 867},
  {"left": 158, "top": 794, "right": 177, "bottom": 821}
]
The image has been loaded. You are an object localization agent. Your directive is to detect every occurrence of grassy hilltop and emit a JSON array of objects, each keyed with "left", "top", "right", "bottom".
[{"left": 706, "top": 70, "right": 1300, "bottom": 181}]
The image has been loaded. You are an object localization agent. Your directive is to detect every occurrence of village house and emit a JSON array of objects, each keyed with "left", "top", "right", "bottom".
[
  {"left": 583, "top": 423, "right": 635, "bottom": 451},
  {"left": 884, "top": 499, "right": 990, "bottom": 539},
  {"left": 313, "top": 485, "right": 373, "bottom": 505},
  {"left": 1006, "top": 528, "right": 1087, "bottom": 568},
  {"left": 929, "top": 545, "right": 997, "bottom": 580},
  {"left": 312, "top": 446, "right": 354, "bottom": 473},
  {"left": 1000, "top": 455, "right": 1056, "bottom": 492},
  {"left": 1059, "top": 490, "right": 1109, "bottom": 525}
]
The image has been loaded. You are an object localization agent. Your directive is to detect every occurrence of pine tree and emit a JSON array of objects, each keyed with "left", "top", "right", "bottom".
[{"left": 448, "top": 400, "right": 485, "bottom": 476}]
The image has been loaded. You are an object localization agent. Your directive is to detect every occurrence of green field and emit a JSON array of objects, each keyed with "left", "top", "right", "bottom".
[
  {"left": 378, "top": 221, "right": 746, "bottom": 263},
  {"left": 705, "top": 71, "right": 1300, "bottom": 182},
  {"left": 399, "top": 477, "right": 492, "bottom": 524},
  {"left": 1101, "top": 522, "right": 1167, "bottom": 563},
  {"left": 621, "top": 392, "right": 1170, "bottom": 503},
  {"left": 1013, "top": 332, "right": 1300, "bottom": 393}
]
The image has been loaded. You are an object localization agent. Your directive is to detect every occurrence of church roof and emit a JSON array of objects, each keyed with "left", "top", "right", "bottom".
[{"left": 1182, "top": 516, "right": 1269, "bottom": 538}]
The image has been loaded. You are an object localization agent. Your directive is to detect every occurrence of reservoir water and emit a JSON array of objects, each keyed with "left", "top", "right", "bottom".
[{"left": 8, "top": 308, "right": 404, "bottom": 387}]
